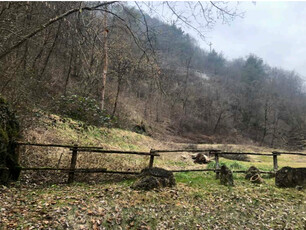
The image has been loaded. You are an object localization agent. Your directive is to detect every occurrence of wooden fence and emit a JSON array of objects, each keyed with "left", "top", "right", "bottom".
[
  {"left": 15, "top": 142, "right": 306, "bottom": 183},
  {"left": 16, "top": 142, "right": 160, "bottom": 183}
]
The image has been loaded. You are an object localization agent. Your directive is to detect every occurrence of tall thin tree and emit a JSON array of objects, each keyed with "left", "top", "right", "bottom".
[{"left": 101, "top": 5, "right": 108, "bottom": 111}]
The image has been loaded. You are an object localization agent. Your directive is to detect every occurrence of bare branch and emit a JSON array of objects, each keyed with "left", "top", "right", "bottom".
[
  {"left": 135, "top": 1, "right": 156, "bottom": 56},
  {"left": 210, "top": 1, "right": 237, "bottom": 17},
  {"left": 0, "top": 1, "right": 118, "bottom": 60},
  {"left": 165, "top": 1, "right": 207, "bottom": 41}
]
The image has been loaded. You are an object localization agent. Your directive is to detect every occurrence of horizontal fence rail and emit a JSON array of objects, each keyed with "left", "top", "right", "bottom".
[
  {"left": 16, "top": 142, "right": 105, "bottom": 150},
  {"left": 219, "top": 152, "right": 273, "bottom": 156},
  {"left": 14, "top": 141, "right": 306, "bottom": 184},
  {"left": 272, "top": 151, "right": 306, "bottom": 156},
  {"left": 21, "top": 168, "right": 140, "bottom": 175},
  {"left": 169, "top": 169, "right": 274, "bottom": 174},
  {"left": 16, "top": 142, "right": 157, "bottom": 183},
  {"left": 151, "top": 149, "right": 221, "bottom": 153},
  {"left": 75, "top": 148, "right": 160, "bottom": 156}
]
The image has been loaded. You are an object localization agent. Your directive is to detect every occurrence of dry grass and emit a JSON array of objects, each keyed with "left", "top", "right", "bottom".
[{"left": 18, "top": 112, "right": 306, "bottom": 184}]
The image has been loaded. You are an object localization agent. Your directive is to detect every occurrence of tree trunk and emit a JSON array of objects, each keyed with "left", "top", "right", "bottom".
[
  {"left": 112, "top": 76, "right": 122, "bottom": 117},
  {"left": 182, "top": 56, "right": 192, "bottom": 114},
  {"left": 64, "top": 45, "right": 74, "bottom": 95},
  {"left": 213, "top": 110, "right": 225, "bottom": 134},
  {"left": 260, "top": 99, "right": 269, "bottom": 145},
  {"left": 38, "top": 21, "right": 61, "bottom": 80},
  {"left": 155, "top": 95, "right": 160, "bottom": 122},
  {"left": 32, "top": 30, "right": 51, "bottom": 69},
  {"left": 270, "top": 113, "right": 279, "bottom": 147},
  {"left": 100, "top": 7, "right": 108, "bottom": 111}
]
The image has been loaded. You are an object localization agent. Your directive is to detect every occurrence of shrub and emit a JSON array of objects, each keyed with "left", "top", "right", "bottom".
[
  {"left": 53, "top": 95, "right": 116, "bottom": 127},
  {"left": 0, "top": 97, "right": 21, "bottom": 185}
]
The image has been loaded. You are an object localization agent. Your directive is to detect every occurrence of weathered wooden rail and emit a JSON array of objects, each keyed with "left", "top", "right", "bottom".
[
  {"left": 151, "top": 149, "right": 306, "bottom": 177},
  {"left": 16, "top": 142, "right": 159, "bottom": 183},
  {"left": 15, "top": 142, "right": 306, "bottom": 183}
]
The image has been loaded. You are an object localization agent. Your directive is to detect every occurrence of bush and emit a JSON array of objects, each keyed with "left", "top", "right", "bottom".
[
  {"left": 0, "top": 97, "right": 21, "bottom": 185},
  {"left": 53, "top": 95, "right": 115, "bottom": 127}
]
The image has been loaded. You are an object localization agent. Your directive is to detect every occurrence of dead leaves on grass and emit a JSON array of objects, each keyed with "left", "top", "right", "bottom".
[{"left": 0, "top": 179, "right": 305, "bottom": 229}]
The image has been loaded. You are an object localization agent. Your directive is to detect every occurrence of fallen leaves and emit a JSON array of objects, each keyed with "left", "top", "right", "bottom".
[{"left": 0, "top": 176, "right": 305, "bottom": 229}]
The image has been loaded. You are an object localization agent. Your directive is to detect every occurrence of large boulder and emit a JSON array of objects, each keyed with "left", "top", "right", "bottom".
[
  {"left": 132, "top": 167, "right": 176, "bottom": 191},
  {"left": 0, "top": 97, "right": 21, "bottom": 185},
  {"left": 220, "top": 165, "right": 234, "bottom": 186},
  {"left": 275, "top": 167, "right": 306, "bottom": 188}
]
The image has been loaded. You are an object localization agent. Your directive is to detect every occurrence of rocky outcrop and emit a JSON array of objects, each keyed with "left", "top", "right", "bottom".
[
  {"left": 0, "top": 97, "right": 21, "bottom": 185},
  {"left": 275, "top": 167, "right": 306, "bottom": 188},
  {"left": 131, "top": 167, "right": 176, "bottom": 191}
]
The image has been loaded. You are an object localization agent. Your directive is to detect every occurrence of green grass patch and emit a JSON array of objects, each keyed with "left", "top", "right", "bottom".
[
  {"left": 175, "top": 172, "right": 219, "bottom": 188},
  {"left": 207, "top": 158, "right": 274, "bottom": 172}
]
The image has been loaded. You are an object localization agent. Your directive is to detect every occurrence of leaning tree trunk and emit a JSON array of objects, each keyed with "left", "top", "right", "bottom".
[{"left": 112, "top": 76, "right": 122, "bottom": 118}]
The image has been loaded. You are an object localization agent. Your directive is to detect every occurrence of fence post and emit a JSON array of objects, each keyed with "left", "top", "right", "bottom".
[
  {"left": 68, "top": 144, "right": 78, "bottom": 184},
  {"left": 149, "top": 149, "right": 155, "bottom": 168},
  {"left": 215, "top": 152, "right": 220, "bottom": 179},
  {"left": 272, "top": 152, "right": 279, "bottom": 172}
]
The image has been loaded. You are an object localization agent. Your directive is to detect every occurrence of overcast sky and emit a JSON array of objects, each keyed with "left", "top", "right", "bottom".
[
  {"left": 137, "top": 1, "right": 306, "bottom": 80},
  {"left": 200, "top": 1, "right": 306, "bottom": 79}
]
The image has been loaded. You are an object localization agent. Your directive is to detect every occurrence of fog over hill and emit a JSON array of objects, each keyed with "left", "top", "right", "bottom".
[
  {"left": 140, "top": 2, "right": 306, "bottom": 80},
  {"left": 203, "top": 2, "right": 306, "bottom": 80}
]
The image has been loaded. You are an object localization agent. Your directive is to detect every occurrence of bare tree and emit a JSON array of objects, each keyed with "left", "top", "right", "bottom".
[{"left": 101, "top": 6, "right": 109, "bottom": 111}]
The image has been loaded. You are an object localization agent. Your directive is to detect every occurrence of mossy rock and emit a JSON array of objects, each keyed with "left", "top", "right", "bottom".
[
  {"left": 245, "top": 166, "right": 260, "bottom": 180},
  {"left": 131, "top": 167, "right": 176, "bottom": 191},
  {"left": 0, "top": 96, "right": 21, "bottom": 185},
  {"left": 275, "top": 167, "right": 306, "bottom": 188},
  {"left": 220, "top": 165, "right": 234, "bottom": 186}
]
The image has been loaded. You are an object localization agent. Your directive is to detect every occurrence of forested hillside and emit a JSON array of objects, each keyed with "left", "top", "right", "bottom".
[{"left": 1, "top": 2, "right": 305, "bottom": 149}]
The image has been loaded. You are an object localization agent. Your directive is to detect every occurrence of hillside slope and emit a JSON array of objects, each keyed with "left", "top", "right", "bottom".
[
  {"left": 1, "top": 111, "right": 305, "bottom": 229},
  {"left": 18, "top": 111, "right": 306, "bottom": 185}
]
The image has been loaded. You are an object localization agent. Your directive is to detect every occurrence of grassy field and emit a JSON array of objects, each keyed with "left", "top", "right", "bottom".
[{"left": 1, "top": 113, "right": 305, "bottom": 229}]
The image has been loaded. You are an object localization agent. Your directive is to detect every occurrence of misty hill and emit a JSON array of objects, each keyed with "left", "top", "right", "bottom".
[{"left": 0, "top": 2, "right": 305, "bottom": 149}]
